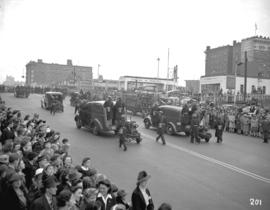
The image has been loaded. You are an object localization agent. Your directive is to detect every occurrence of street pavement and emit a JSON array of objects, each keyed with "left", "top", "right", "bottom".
[{"left": 1, "top": 93, "right": 270, "bottom": 210}]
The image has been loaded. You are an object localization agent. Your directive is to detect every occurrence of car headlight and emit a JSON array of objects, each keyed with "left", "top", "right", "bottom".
[{"left": 177, "top": 122, "right": 181, "bottom": 125}]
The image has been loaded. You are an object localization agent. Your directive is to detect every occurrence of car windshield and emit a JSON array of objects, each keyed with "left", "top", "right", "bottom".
[{"left": 48, "top": 94, "right": 62, "bottom": 101}]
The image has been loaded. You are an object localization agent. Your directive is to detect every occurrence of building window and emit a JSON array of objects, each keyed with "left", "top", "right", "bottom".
[
  {"left": 259, "top": 45, "right": 265, "bottom": 50},
  {"left": 240, "top": 84, "right": 244, "bottom": 94},
  {"left": 263, "top": 86, "right": 266, "bottom": 94}
]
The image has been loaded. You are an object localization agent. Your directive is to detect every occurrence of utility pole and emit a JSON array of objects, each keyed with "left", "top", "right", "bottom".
[
  {"left": 243, "top": 51, "right": 248, "bottom": 102},
  {"left": 157, "top": 57, "right": 160, "bottom": 78},
  {"left": 97, "top": 64, "right": 101, "bottom": 79},
  {"left": 166, "top": 48, "right": 170, "bottom": 91}
]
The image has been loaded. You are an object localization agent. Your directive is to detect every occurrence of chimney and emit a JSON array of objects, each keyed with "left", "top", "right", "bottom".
[
  {"left": 233, "top": 40, "right": 237, "bottom": 45},
  {"left": 37, "top": 59, "right": 43, "bottom": 63},
  {"left": 206, "top": 46, "right": 211, "bottom": 51},
  {"left": 67, "top": 59, "right": 73, "bottom": 66}
]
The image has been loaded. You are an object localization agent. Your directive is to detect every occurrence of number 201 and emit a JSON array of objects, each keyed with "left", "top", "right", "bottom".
[{"left": 250, "top": 198, "right": 262, "bottom": 206}]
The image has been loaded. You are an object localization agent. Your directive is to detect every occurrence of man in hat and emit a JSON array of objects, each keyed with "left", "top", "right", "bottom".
[
  {"left": 215, "top": 117, "right": 225, "bottom": 143},
  {"left": 30, "top": 176, "right": 58, "bottom": 210},
  {"left": 113, "top": 97, "right": 126, "bottom": 128},
  {"left": 104, "top": 96, "right": 114, "bottom": 121},
  {"left": 190, "top": 109, "right": 201, "bottom": 143},
  {"left": 131, "top": 170, "right": 154, "bottom": 210},
  {"left": 118, "top": 118, "right": 128, "bottom": 151},
  {"left": 156, "top": 111, "right": 166, "bottom": 145}
]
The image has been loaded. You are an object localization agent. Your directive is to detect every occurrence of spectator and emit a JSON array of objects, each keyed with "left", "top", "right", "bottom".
[
  {"left": 115, "top": 189, "right": 130, "bottom": 209},
  {"left": 80, "top": 187, "right": 98, "bottom": 210},
  {"left": 96, "top": 179, "right": 116, "bottom": 210},
  {"left": 131, "top": 170, "right": 154, "bottom": 210},
  {"left": 30, "top": 175, "right": 58, "bottom": 210},
  {"left": 4, "top": 172, "right": 29, "bottom": 210},
  {"left": 77, "top": 157, "right": 97, "bottom": 178},
  {"left": 57, "top": 189, "right": 72, "bottom": 210},
  {"left": 28, "top": 168, "right": 43, "bottom": 203},
  {"left": 70, "top": 186, "right": 83, "bottom": 210}
]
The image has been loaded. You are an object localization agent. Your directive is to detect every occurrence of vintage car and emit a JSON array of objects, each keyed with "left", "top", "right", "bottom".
[
  {"left": 143, "top": 105, "right": 191, "bottom": 136},
  {"left": 41, "top": 91, "right": 64, "bottom": 112},
  {"left": 74, "top": 101, "right": 117, "bottom": 135},
  {"left": 14, "top": 86, "right": 31, "bottom": 98}
]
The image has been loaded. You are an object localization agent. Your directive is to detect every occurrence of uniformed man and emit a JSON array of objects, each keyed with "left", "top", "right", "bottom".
[
  {"left": 215, "top": 117, "right": 225, "bottom": 143},
  {"left": 261, "top": 115, "right": 270, "bottom": 143},
  {"left": 118, "top": 118, "right": 127, "bottom": 151},
  {"left": 103, "top": 96, "right": 114, "bottom": 121},
  {"left": 114, "top": 97, "right": 126, "bottom": 131},
  {"left": 50, "top": 99, "right": 57, "bottom": 115},
  {"left": 156, "top": 111, "right": 166, "bottom": 145},
  {"left": 190, "top": 109, "right": 200, "bottom": 143}
]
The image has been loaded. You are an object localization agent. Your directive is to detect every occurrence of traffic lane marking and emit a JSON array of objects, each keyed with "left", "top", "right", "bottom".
[{"left": 141, "top": 133, "right": 270, "bottom": 184}]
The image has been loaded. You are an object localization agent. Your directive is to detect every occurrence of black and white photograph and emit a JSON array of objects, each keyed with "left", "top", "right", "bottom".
[{"left": 0, "top": 0, "right": 270, "bottom": 209}]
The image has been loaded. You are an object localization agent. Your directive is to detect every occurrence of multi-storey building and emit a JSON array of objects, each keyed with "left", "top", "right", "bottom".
[
  {"left": 201, "top": 36, "right": 270, "bottom": 95},
  {"left": 25, "top": 59, "right": 93, "bottom": 89}
]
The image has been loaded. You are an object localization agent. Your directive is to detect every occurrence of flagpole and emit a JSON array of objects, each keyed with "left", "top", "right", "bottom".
[{"left": 255, "top": 23, "right": 257, "bottom": 36}]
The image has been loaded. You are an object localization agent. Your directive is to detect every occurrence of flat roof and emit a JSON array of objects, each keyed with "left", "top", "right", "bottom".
[
  {"left": 121, "top": 75, "right": 174, "bottom": 81},
  {"left": 45, "top": 91, "right": 63, "bottom": 95}
]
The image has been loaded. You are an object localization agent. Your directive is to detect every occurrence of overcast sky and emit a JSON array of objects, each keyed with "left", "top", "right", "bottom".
[{"left": 0, "top": 0, "right": 269, "bottom": 85}]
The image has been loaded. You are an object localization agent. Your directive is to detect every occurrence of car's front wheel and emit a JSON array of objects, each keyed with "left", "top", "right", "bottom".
[
  {"left": 76, "top": 119, "right": 82, "bottom": 129},
  {"left": 166, "top": 124, "right": 174, "bottom": 135},
  {"left": 92, "top": 124, "right": 99, "bottom": 136},
  {"left": 144, "top": 119, "right": 150, "bottom": 129}
]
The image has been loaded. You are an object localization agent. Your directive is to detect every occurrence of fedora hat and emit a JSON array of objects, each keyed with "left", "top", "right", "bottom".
[{"left": 137, "top": 170, "right": 151, "bottom": 184}]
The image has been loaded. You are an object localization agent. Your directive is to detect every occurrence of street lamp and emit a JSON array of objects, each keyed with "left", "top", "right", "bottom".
[
  {"left": 97, "top": 64, "right": 101, "bottom": 79},
  {"left": 157, "top": 57, "right": 160, "bottom": 78},
  {"left": 234, "top": 61, "right": 243, "bottom": 105}
]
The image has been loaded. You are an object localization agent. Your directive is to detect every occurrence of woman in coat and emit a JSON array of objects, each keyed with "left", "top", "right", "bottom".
[
  {"left": 96, "top": 179, "right": 116, "bottom": 210},
  {"left": 131, "top": 170, "right": 154, "bottom": 210},
  {"left": 4, "top": 172, "right": 29, "bottom": 210}
]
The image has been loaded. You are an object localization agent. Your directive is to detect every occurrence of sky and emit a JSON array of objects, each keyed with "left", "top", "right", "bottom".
[{"left": 0, "top": 0, "right": 269, "bottom": 86}]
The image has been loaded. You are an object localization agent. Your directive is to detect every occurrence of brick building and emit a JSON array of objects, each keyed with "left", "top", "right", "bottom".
[
  {"left": 201, "top": 36, "right": 270, "bottom": 94},
  {"left": 25, "top": 59, "right": 93, "bottom": 89}
]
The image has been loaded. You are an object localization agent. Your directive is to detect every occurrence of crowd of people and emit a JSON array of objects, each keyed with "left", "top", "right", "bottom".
[
  {"left": 199, "top": 104, "right": 270, "bottom": 143},
  {"left": 0, "top": 100, "right": 172, "bottom": 210}
]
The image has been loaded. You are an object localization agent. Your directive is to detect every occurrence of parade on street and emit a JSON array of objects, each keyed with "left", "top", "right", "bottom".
[{"left": 1, "top": 1, "right": 270, "bottom": 209}]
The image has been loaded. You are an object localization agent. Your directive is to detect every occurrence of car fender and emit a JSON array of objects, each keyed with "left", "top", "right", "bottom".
[
  {"left": 92, "top": 119, "right": 103, "bottom": 130},
  {"left": 167, "top": 122, "right": 176, "bottom": 132}
]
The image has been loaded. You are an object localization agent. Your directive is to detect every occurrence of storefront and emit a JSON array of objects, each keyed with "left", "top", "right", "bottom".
[{"left": 119, "top": 76, "right": 176, "bottom": 91}]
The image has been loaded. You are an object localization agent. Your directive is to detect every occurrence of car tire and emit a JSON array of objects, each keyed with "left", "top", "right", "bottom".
[
  {"left": 205, "top": 137, "right": 210, "bottom": 143},
  {"left": 92, "top": 124, "right": 99, "bottom": 136},
  {"left": 136, "top": 137, "right": 142, "bottom": 144},
  {"left": 166, "top": 124, "right": 174, "bottom": 135},
  {"left": 76, "top": 119, "right": 82, "bottom": 129},
  {"left": 144, "top": 120, "right": 150, "bottom": 129}
]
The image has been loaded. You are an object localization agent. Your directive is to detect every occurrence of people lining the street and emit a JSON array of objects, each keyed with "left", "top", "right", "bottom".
[{"left": 0, "top": 104, "right": 173, "bottom": 209}]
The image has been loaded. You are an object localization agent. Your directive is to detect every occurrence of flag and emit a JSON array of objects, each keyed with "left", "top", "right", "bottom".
[{"left": 255, "top": 23, "right": 257, "bottom": 30}]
